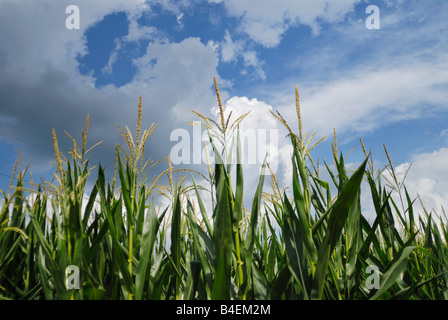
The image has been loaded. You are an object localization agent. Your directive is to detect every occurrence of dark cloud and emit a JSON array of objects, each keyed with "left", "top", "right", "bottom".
[{"left": 0, "top": 1, "right": 222, "bottom": 190}]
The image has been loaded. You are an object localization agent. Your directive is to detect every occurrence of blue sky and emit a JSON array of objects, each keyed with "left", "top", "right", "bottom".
[{"left": 0, "top": 0, "right": 447, "bottom": 217}]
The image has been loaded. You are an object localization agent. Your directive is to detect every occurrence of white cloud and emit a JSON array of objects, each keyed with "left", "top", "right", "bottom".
[
  {"left": 203, "top": 96, "right": 285, "bottom": 205},
  {"left": 101, "top": 40, "right": 121, "bottom": 75},
  {"left": 125, "top": 18, "right": 158, "bottom": 42},
  {"left": 0, "top": 0, "right": 220, "bottom": 179},
  {"left": 278, "top": 144, "right": 294, "bottom": 188},
  {"left": 270, "top": 59, "right": 448, "bottom": 140},
  {"left": 128, "top": 37, "right": 220, "bottom": 122},
  {"left": 386, "top": 148, "right": 448, "bottom": 216},
  {"left": 1, "top": 0, "right": 447, "bottom": 228},
  {"left": 441, "top": 129, "right": 448, "bottom": 138},
  {"left": 212, "top": 96, "right": 279, "bottom": 167},
  {"left": 220, "top": 30, "right": 243, "bottom": 62},
  {"left": 241, "top": 50, "right": 266, "bottom": 80},
  {"left": 0, "top": 0, "right": 150, "bottom": 79},
  {"left": 176, "top": 12, "right": 184, "bottom": 29},
  {"left": 219, "top": 30, "right": 265, "bottom": 79},
  {"left": 221, "top": 0, "right": 361, "bottom": 47}
]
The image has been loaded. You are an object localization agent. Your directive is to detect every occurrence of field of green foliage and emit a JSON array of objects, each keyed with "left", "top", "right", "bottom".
[{"left": 1, "top": 81, "right": 447, "bottom": 300}]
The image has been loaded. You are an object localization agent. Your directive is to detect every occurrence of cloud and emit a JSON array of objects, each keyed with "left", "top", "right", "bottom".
[
  {"left": 129, "top": 37, "right": 220, "bottom": 121},
  {"left": 220, "top": 0, "right": 362, "bottom": 47},
  {"left": 222, "top": 1, "right": 448, "bottom": 146},
  {"left": 218, "top": 30, "right": 265, "bottom": 79},
  {"left": 441, "top": 129, "right": 448, "bottom": 138},
  {"left": 386, "top": 148, "right": 448, "bottom": 216},
  {"left": 306, "top": 62, "right": 448, "bottom": 135},
  {"left": 0, "top": 0, "right": 220, "bottom": 182},
  {"left": 0, "top": 0, "right": 150, "bottom": 78},
  {"left": 240, "top": 50, "right": 266, "bottom": 80},
  {"left": 125, "top": 17, "right": 158, "bottom": 42},
  {"left": 204, "top": 96, "right": 285, "bottom": 202},
  {"left": 101, "top": 40, "right": 121, "bottom": 75},
  {"left": 212, "top": 96, "right": 280, "bottom": 170},
  {"left": 1, "top": 0, "right": 447, "bottom": 225},
  {"left": 267, "top": 54, "right": 448, "bottom": 146},
  {"left": 220, "top": 30, "right": 244, "bottom": 63}
]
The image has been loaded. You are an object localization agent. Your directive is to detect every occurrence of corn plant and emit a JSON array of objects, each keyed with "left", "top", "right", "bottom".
[{"left": 0, "top": 84, "right": 447, "bottom": 300}]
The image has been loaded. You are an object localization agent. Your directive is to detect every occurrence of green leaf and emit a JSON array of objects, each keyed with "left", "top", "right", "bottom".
[
  {"left": 170, "top": 185, "right": 183, "bottom": 299},
  {"left": 187, "top": 200, "right": 213, "bottom": 294},
  {"left": 282, "top": 193, "right": 310, "bottom": 299},
  {"left": 211, "top": 158, "right": 233, "bottom": 300},
  {"left": 269, "top": 265, "right": 292, "bottom": 300},
  {"left": 97, "top": 165, "right": 134, "bottom": 295},
  {"left": 29, "top": 214, "right": 66, "bottom": 299},
  {"left": 244, "top": 157, "right": 267, "bottom": 296},
  {"left": 191, "top": 175, "right": 213, "bottom": 237},
  {"left": 135, "top": 198, "right": 165, "bottom": 300},
  {"left": 370, "top": 245, "right": 416, "bottom": 300},
  {"left": 291, "top": 138, "right": 316, "bottom": 263},
  {"left": 311, "top": 158, "right": 367, "bottom": 300},
  {"left": 233, "top": 128, "right": 244, "bottom": 230}
]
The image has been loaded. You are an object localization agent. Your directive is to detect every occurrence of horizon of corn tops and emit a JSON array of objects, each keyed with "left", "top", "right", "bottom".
[{"left": 0, "top": 81, "right": 447, "bottom": 301}]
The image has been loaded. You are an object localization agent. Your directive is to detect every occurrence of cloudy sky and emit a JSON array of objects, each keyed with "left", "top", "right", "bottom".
[{"left": 0, "top": 0, "right": 447, "bottom": 219}]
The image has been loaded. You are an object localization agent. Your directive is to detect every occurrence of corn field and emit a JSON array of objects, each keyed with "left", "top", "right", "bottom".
[{"left": 1, "top": 83, "right": 448, "bottom": 301}]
